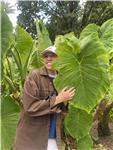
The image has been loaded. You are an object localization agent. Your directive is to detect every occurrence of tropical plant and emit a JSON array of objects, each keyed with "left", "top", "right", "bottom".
[
  {"left": 1, "top": 2, "right": 113, "bottom": 149},
  {"left": 1, "top": 96, "right": 20, "bottom": 150},
  {"left": 1, "top": 5, "right": 52, "bottom": 149},
  {"left": 30, "top": 19, "right": 52, "bottom": 69},
  {"left": 1, "top": 5, "right": 19, "bottom": 150},
  {"left": 54, "top": 18, "right": 113, "bottom": 150},
  {"left": 17, "top": 1, "right": 113, "bottom": 41},
  {"left": 1, "top": 1, "right": 15, "bottom": 14}
]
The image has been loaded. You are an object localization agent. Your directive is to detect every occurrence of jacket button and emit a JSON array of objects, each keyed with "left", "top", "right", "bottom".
[{"left": 50, "top": 82, "right": 52, "bottom": 85}]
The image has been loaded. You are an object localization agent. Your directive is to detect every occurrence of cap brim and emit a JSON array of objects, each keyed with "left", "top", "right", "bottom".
[{"left": 42, "top": 50, "right": 57, "bottom": 56}]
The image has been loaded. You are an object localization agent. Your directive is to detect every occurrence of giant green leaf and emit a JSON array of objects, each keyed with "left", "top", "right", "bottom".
[
  {"left": 54, "top": 33, "right": 109, "bottom": 112},
  {"left": 1, "top": 7, "right": 13, "bottom": 58},
  {"left": 80, "top": 24, "right": 99, "bottom": 41},
  {"left": 77, "top": 134, "right": 93, "bottom": 150},
  {"left": 30, "top": 50, "right": 43, "bottom": 69},
  {"left": 36, "top": 19, "right": 52, "bottom": 51},
  {"left": 65, "top": 104, "right": 93, "bottom": 140},
  {"left": 80, "top": 19, "right": 113, "bottom": 55},
  {"left": 100, "top": 18, "right": 113, "bottom": 53},
  {"left": 30, "top": 39, "right": 43, "bottom": 69},
  {"left": 14, "top": 26, "right": 33, "bottom": 66},
  {"left": 1, "top": 96, "right": 20, "bottom": 150},
  {"left": 108, "top": 64, "right": 113, "bottom": 101},
  {"left": 30, "top": 20, "right": 52, "bottom": 69}
]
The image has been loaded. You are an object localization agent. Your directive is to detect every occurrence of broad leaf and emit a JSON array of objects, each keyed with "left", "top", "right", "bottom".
[
  {"left": 30, "top": 20, "right": 52, "bottom": 69},
  {"left": 80, "top": 24, "right": 99, "bottom": 41},
  {"left": 80, "top": 19, "right": 113, "bottom": 55},
  {"left": 65, "top": 104, "right": 93, "bottom": 140},
  {"left": 108, "top": 64, "right": 113, "bottom": 101},
  {"left": 30, "top": 39, "right": 43, "bottom": 69},
  {"left": 54, "top": 33, "right": 109, "bottom": 112},
  {"left": 1, "top": 7, "right": 13, "bottom": 58},
  {"left": 30, "top": 50, "right": 43, "bottom": 69},
  {"left": 36, "top": 19, "right": 52, "bottom": 51},
  {"left": 1, "top": 96, "right": 20, "bottom": 150},
  {"left": 77, "top": 134, "right": 93, "bottom": 150},
  {"left": 14, "top": 26, "right": 33, "bottom": 66},
  {"left": 100, "top": 18, "right": 113, "bottom": 54}
]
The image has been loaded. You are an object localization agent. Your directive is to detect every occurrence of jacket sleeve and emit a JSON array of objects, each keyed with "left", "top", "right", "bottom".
[{"left": 22, "top": 71, "right": 61, "bottom": 117}]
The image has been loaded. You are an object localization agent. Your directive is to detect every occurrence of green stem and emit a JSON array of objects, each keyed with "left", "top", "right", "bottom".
[
  {"left": 6, "top": 56, "right": 13, "bottom": 81},
  {"left": 23, "top": 43, "right": 33, "bottom": 80},
  {"left": 11, "top": 49, "right": 23, "bottom": 87},
  {"left": 4, "top": 76, "right": 16, "bottom": 92}
]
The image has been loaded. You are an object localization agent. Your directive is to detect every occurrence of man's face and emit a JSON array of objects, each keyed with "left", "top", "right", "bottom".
[{"left": 42, "top": 52, "right": 58, "bottom": 70}]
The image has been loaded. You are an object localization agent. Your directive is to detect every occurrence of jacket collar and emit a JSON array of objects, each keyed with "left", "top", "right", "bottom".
[
  {"left": 39, "top": 66, "right": 58, "bottom": 76},
  {"left": 39, "top": 66, "right": 49, "bottom": 76}
]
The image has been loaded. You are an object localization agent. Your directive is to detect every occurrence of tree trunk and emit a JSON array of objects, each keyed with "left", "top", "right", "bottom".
[
  {"left": 94, "top": 99, "right": 113, "bottom": 136},
  {"left": 97, "top": 110, "right": 111, "bottom": 136}
]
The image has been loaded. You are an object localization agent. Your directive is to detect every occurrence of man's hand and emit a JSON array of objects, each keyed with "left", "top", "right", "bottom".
[{"left": 55, "top": 86, "right": 76, "bottom": 105}]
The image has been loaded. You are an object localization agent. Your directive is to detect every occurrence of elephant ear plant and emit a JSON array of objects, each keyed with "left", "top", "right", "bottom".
[
  {"left": 1, "top": 6, "right": 19, "bottom": 150},
  {"left": 1, "top": 6, "right": 52, "bottom": 149},
  {"left": 80, "top": 18, "right": 113, "bottom": 137},
  {"left": 54, "top": 19, "right": 113, "bottom": 150},
  {"left": 30, "top": 19, "right": 52, "bottom": 69}
]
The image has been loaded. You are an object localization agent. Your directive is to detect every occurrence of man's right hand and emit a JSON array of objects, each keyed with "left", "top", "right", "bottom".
[{"left": 55, "top": 86, "right": 76, "bottom": 105}]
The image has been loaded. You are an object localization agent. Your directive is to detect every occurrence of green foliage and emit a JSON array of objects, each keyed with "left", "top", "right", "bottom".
[
  {"left": 65, "top": 104, "right": 93, "bottom": 149},
  {"left": 79, "top": 24, "right": 100, "bottom": 40},
  {"left": 36, "top": 19, "right": 52, "bottom": 51},
  {"left": 65, "top": 104, "right": 93, "bottom": 140},
  {"left": 30, "top": 19, "right": 52, "bottom": 69},
  {"left": 77, "top": 134, "right": 93, "bottom": 150},
  {"left": 1, "top": 4, "right": 52, "bottom": 149},
  {"left": 2, "top": 25, "right": 33, "bottom": 89},
  {"left": 14, "top": 25, "right": 33, "bottom": 65},
  {"left": 3, "top": 56, "right": 21, "bottom": 96},
  {"left": 1, "top": 1, "right": 15, "bottom": 14},
  {"left": 54, "top": 32, "right": 109, "bottom": 112},
  {"left": 80, "top": 19, "right": 113, "bottom": 102},
  {"left": 108, "top": 64, "right": 113, "bottom": 101},
  {"left": 1, "top": 96, "right": 19, "bottom": 150},
  {"left": 1, "top": 2, "right": 113, "bottom": 148},
  {"left": 29, "top": 40, "right": 41, "bottom": 69},
  {"left": 100, "top": 19, "right": 113, "bottom": 56},
  {"left": 80, "top": 18, "right": 113, "bottom": 55},
  {"left": 1, "top": 6, "right": 13, "bottom": 58},
  {"left": 17, "top": 1, "right": 113, "bottom": 41},
  {"left": 54, "top": 19, "right": 113, "bottom": 150}
]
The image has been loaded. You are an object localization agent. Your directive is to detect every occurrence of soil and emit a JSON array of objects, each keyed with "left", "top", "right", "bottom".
[{"left": 93, "top": 122, "right": 113, "bottom": 150}]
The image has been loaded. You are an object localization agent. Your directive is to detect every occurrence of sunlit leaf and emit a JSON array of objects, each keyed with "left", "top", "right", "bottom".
[
  {"left": 54, "top": 33, "right": 109, "bottom": 112},
  {"left": 30, "top": 20, "right": 52, "bottom": 69},
  {"left": 80, "top": 19, "right": 113, "bottom": 55},
  {"left": 77, "top": 134, "right": 93, "bottom": 150},
  {"left": 65, "top": 104, "right": 93, "bottom": 140},
  {"left": 1, "top": 96, "right": 20, "bottom": 150},
  {"left": 100, "top": 18, "right": 113, "bottom": 53},
  {"left": 14, "top": 25, "right": 33, "bottom": 66},
  {"left": 1, "top": 7, "right": 13, "bottom": 58},
  {"left": 36, "top": 19, "right": 52, "bottom": 51}
]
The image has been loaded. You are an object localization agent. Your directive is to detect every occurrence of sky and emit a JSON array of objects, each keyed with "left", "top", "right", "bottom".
[
  {"left": 3, "top": 0, "right": 20, "bottom": 27},
  {"left": 2, "top": 0, "right": 88, "bottom": 27},
  {"left": 2, "top": 0, "right": 113, "bottom": 27},
  {"left": 4, "top": 0, "right": 112, "bottom": 27}
]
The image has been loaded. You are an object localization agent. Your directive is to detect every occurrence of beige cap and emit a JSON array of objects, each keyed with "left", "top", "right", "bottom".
[{"left": 42, "top": 46, "right": 57, "bottom": 56}]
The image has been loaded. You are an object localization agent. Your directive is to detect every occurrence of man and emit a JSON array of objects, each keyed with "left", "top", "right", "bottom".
[{"left": 13, "top": 46, "right": 75, "bottom": 150}]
